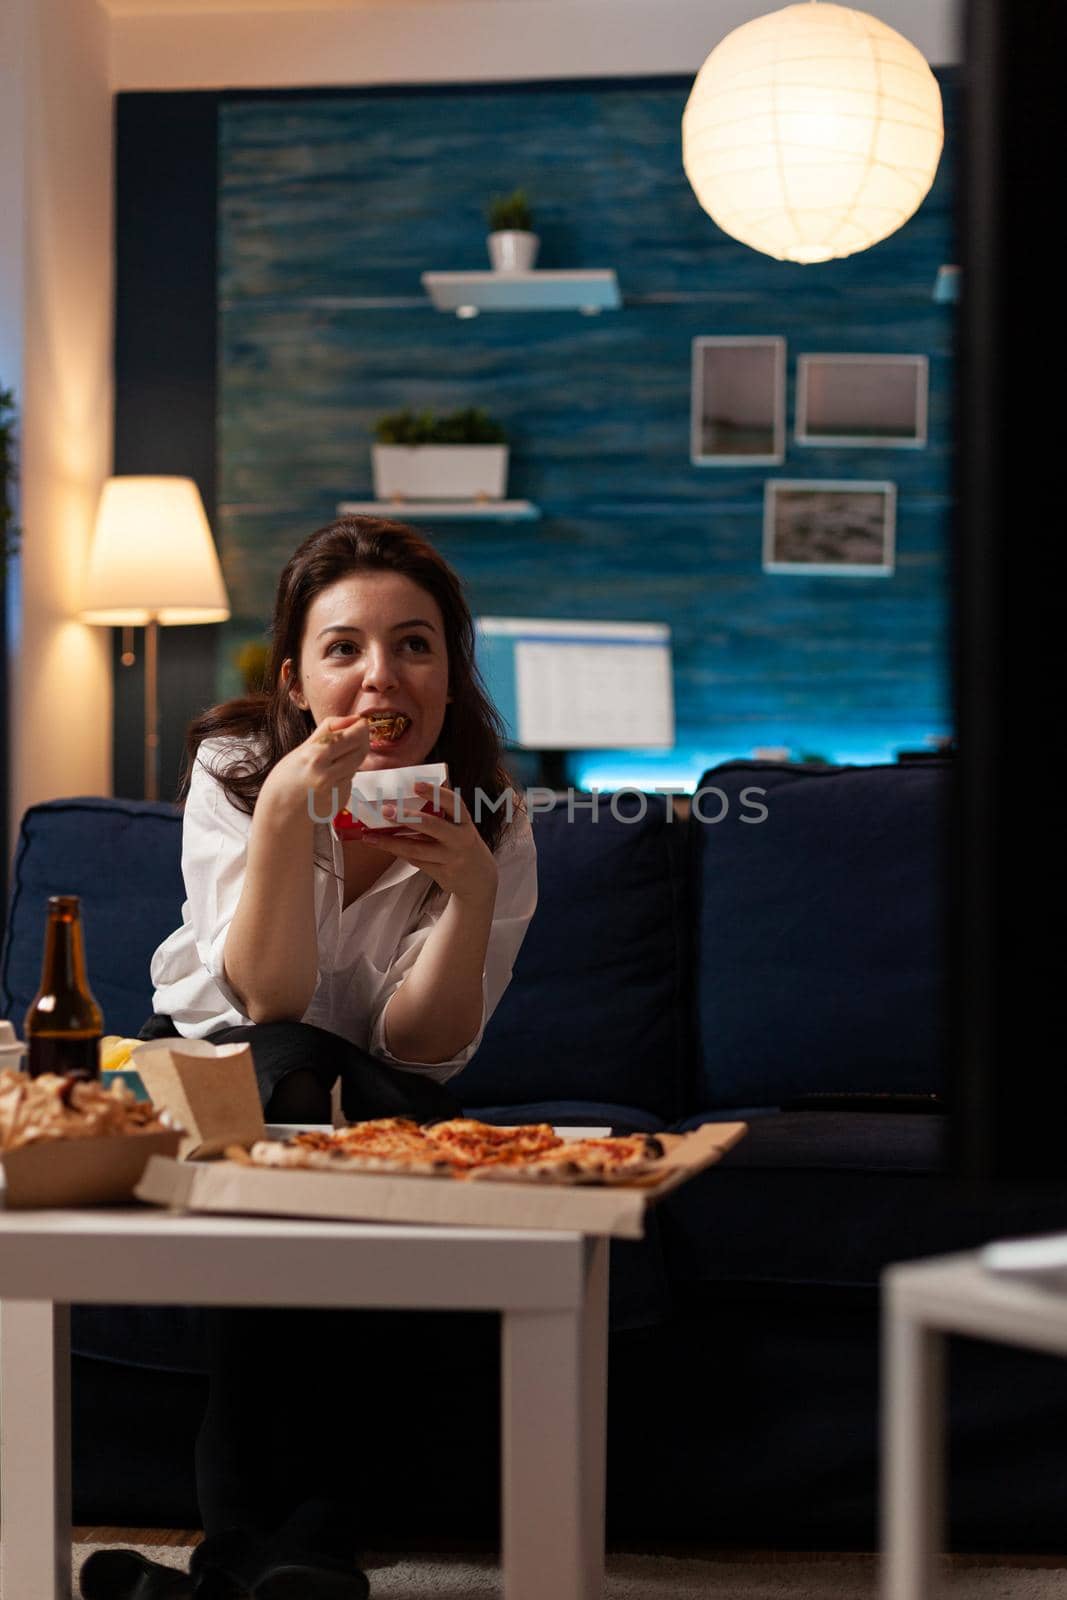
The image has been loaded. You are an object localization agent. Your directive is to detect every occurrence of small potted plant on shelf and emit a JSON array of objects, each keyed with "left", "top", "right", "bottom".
[
  {"left": 372, "top": 407, "right": 509, "bottom": 501},
  {"left": 486, "top": 189, "right": 539, "bottom": 274}
]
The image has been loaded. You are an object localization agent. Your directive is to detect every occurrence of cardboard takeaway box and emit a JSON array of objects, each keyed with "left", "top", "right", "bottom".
[
  {"left": 2, "top": 1128, "right": 182, "bottom": 1209},
  {"left": 133, "top": 1037, "right": 266, "bottom": 1159},
  {"left": 136, "top": 1121, "right": 746, "bottom": 1240},
  {"left": 0, "top": 1037, "right": 257, "bottom": 1209}
]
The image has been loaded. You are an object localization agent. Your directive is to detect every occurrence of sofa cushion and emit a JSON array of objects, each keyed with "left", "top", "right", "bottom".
[
  {"left": 1, "top": 798, "right": 184, "bottom": 1039},
  {"left": 659, "top": 1110, "right": 1067, "bottom": 1293},
  {"left": 690, "top": 760, "right": 948, "bottom": 1109},
  {"left": 458, "top": 792, "right": 690, "bottom": 1121},
  {"left": 72, "top": 1305, "right": 208, "bottom": 1375}
]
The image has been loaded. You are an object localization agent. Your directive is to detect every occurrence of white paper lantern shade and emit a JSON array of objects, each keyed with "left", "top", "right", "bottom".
[{"left": 682, "top": 2, "right": 944, "bottom": 264}]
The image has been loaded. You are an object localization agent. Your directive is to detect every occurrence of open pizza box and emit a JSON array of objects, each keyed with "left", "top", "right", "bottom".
[
  {"left": 125, "top": 1037, "right": 746, "bottom": 1238},
  {"left": 135, "top": 1121, "right": 747, "bottom": 1239}
]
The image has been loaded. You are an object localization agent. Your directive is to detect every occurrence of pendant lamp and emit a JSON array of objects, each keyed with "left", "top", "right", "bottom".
[{"left": 682, "top": 1, "right": 944, "bottom": 263}]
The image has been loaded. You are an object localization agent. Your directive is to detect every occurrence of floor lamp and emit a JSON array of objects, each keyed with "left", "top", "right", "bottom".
[{"left": 81, "top": 477, "right": 231, "bottom": 800}]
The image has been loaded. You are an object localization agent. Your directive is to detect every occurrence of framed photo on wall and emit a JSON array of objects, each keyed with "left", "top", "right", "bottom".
[
  {"left": 795, "top": 354, "right": 928, "bottom": 448},
  {"left": 763, "top": 480, "right": 896, "bottom": 575},
  {"left": 691, "top": 336, "right": 786, "bottom": 465}
]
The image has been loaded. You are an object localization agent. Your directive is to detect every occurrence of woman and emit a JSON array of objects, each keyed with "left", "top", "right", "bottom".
[{"left": 82, "top": 517, "right": 536, "bottom": 1600}]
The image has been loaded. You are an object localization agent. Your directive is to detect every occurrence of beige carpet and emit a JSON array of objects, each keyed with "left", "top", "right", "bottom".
[{"left": 51, "top": 1543, "right": 1066, "bottom": 1599}]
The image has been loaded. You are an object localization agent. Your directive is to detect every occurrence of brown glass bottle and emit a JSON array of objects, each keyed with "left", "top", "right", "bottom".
[{"left": 24, "top": 896, "right": 104, "bottom": 1080}]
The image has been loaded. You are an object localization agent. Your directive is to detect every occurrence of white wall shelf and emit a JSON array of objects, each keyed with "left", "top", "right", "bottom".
[
  {"left": 421, "top": 270, "right": 621, "bottom": 315},
  {"left": 337, "top": 499, "right": 541, "bottom": 522}
]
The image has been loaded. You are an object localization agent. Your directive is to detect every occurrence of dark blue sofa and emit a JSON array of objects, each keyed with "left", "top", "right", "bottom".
[{"left": 4, "top": 759, "right": 1067, "bottom": 1549}]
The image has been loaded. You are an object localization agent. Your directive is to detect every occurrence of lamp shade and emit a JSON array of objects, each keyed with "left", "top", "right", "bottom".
[
  {"left": 82, "top": 476, "right": 230, "bottom": 625},
  {"left": 682, "top": 2, "right": 944, "bottom": 264}
]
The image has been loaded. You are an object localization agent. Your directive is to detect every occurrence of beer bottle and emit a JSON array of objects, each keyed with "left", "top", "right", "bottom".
[{"left": 24, "top": 895, "right": 104, "bottom": 1080}]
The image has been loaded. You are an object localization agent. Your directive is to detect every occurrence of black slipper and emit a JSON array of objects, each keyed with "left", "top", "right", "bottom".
[
  {"left": 187, "top": 1531, "right": 257, "bottom": 1597},
  {"left": 80, "top": 1548, "right": 195, "bottom": 1600},
  {"left": 188, "top": 1517, "right": 368, "bottom": 1600},
  {"left": 254, "top": 1559, "right": 370, "bottom": 1600},
  {"left": 193, "top": 1565, "right": 251, "bottom": 1600}
]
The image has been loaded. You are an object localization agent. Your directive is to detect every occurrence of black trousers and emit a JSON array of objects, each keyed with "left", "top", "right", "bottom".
[
  {"left": 137, "top": 1013, "right": 462, "bottom": 1127},
  {"left": 138, "top": 1015, "right": 463, "bottom": 1549}
]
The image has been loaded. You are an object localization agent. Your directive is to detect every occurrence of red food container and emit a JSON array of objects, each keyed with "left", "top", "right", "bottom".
[{"left": 332, "top": 799, "right": 448, "bottom": 841}]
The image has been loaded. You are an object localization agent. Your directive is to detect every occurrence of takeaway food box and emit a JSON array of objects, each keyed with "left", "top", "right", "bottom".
[
  {"left": 132, "top": 1040, "right": 746, "bottom": 1237},
  {"left": 135, "top": 1117, "right": 746, "bottom": 1240}
]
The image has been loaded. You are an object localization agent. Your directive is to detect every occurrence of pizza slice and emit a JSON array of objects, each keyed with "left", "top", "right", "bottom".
[
  {"left": 466, "top": 1131, "right": 667, "bottom": 1184},
  {"left": 293, "top": 1117, "right": 431, "bottom": 1159},
  {"left": 423, "top": 1118, "right": 562, "bottom": 1167}
]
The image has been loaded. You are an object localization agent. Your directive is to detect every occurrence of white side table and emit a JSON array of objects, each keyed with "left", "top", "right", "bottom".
[
  {"left": 0, "top": 1209, "right": 609, "bottom": 1600},
  {"left": 882, "top": 1249, "right": 1067, "bottom": 1600}
]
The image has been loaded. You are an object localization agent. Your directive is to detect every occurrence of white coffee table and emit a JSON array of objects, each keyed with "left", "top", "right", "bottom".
[
  {"left": 882, "top": 1247, "right": 1067, "bottom": 1600},
  {"left": 0, "top": 1208, "right": 609, "bottom": 1600}
]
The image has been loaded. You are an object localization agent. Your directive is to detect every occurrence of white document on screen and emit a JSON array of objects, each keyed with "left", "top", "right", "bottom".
[{"left": 514, "top": 633, "right": 674, "bottom": 749}]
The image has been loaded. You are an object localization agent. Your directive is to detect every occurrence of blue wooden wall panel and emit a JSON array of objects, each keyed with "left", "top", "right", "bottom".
[{"left": 218, "top": 75, "right": 957, "bottom": 770}]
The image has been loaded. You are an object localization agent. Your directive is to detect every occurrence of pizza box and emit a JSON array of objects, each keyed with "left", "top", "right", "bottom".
[
  {"left": 134, "top": 1121, "right": 747, "bottom": 1239},
  {"left": 1, "top": 1128, "right": 182, "bottom": 1209}
]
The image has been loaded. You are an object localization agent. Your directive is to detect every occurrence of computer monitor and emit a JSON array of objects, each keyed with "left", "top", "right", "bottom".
[{"left": 475, "top": 618, "right": 675, "bottom": 787}]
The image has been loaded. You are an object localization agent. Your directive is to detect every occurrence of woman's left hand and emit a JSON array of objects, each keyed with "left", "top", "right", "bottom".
[{"left": 365, "top": 783, "right": 499, "bottom": 908}]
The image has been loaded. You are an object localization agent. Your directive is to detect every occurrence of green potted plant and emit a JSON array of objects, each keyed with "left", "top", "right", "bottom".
[
  {"left": 487, "top": 188, "right": 539, "bottom": 273},
  {"left": 1, "top": 385, "right": 19, "bottom": 567},
  {"left": 372, "top": 406, "right": 509, "bottom": 501}
]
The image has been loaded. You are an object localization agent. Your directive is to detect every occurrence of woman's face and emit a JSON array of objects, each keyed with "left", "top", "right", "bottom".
[{"left": 284, "top": 569, "right": 451, "bottom": 770}]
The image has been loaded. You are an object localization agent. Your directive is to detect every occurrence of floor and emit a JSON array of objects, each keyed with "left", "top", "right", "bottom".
[{"left": 73, "top": 1533, "right": 1067, "bottom": 1569}]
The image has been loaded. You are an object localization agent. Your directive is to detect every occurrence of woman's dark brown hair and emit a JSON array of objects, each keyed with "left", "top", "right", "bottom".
[{"left": 182, "top": 516, "right": 518, "bottom": 854}]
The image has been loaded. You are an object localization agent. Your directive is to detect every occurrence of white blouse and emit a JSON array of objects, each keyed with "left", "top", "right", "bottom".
[{"left": 150, "top": 736, "right": 538, "bottom": 1083}]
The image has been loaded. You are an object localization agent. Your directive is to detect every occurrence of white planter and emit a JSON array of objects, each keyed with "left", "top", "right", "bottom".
[
  {"left": 487, "top": 231, "right": 540, "bottom": 273},
  {"left": 372, "top": 444, "right": 509, "bottom": 502}
]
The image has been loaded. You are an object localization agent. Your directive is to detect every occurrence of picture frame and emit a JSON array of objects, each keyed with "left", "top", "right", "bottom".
[
  {"left": 762, "top": 480, "right": 896, "bottom": 576},
  {"left": 795, "top": 354, "right": 928, "bottom": 448},
  {"left": 691, "top": 336, "right": 786, "bottom": 466}
]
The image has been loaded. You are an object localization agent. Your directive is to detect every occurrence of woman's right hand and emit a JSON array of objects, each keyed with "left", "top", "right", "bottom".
[{"left": 258, "top": 715, "right": 372, "bottom": 826}]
